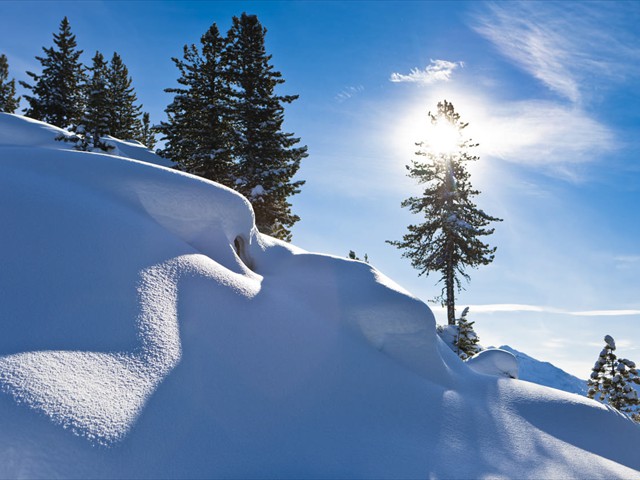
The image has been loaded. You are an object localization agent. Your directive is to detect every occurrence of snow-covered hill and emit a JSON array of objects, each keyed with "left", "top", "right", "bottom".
[
  {"left": 0, "top": 113, "right": 638, "bottom": 479},
  {"left": 499, "top": 345, "right": 588, "bottom": 396}
]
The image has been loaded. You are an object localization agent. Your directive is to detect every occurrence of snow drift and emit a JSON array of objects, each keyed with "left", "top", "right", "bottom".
[{"left": 0, "top": 113, "right": 638, "bottom": 479}]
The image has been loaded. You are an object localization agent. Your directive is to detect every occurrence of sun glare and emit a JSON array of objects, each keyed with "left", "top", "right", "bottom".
[{"left": 425, "top": 121, "right": 460, "bottom": 156}]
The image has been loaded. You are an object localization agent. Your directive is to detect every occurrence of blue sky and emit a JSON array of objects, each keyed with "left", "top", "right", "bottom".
[{"left": 2, "top": 1, "right": 639, "bottom": 378}]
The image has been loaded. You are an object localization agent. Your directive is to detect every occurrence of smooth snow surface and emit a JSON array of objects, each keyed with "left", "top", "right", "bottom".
[
  {"left": 499, "top": 345, "right": 588, "bottom": 395},
  {"left": 0, "top": 113, "right": 639, "bottom": 479},
  {"left": 467, "top": 348, "right": 519, "bottom": 379}
]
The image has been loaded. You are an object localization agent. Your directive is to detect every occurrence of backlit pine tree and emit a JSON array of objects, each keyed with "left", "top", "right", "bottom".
[
  {"left": 158, "top": 23, "right": 235, "bottom": 186},
  {"left": 587, "top": 335, "right": 640, "bottom": 422},
  {"left": 387, "top": 100, "right": 502, "bottom": 325},
  {"left": 20, "top": 17, "right": 86, "bottom": 129},
  {"left": 106, "top": 52, "right": 142, "bottom": 140},
  {"left": 225, "top": 13, "right": 308, "bottom": 241},
  {"left": 454, "top": 307, "right": 481, "bottom": 360},
  {"left": 0, "top": 54, "right": 20, "bottom": 113}
]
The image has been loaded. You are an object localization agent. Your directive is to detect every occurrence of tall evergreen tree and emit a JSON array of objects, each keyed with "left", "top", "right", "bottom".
[
  {"left": 20, "top": 17, "right": 86, "bottom": 128},
  {"left": 78, "top": 51, "right": 112, "bottom": 151},
  {"left": 0, "top": 54, "right": 20, "bottom": 113},
  {"left": 587, "top": 335, "right": 640, "bottom": 421},
  {"left": 158, "top": 23, "right": 235, "bottom": 185},
  {"left": 387, "top": 100, "right": 502, "bottom": 325},
  {"left": 106, "top": 52, "right": 142, "bottom": 140},
  {"left": 224, "top": 13, "right": 308, "bottom": 241}
]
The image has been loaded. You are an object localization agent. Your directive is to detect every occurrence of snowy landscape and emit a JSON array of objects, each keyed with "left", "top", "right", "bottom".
[{"left": 0, "top": 113, "right": 639, "bottom": 478}]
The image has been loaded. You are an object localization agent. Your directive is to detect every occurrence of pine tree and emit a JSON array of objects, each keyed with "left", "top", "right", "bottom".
[
  {"left": 106, "top": 52, "right": 142, "bottom": 140},
  {"left": 225, "top": 13, "right": 308, "bottom": 241},
  {"left": 587, "top": 335, "right": 640, "bottom": 421},
  {"left": 76, "top": 51, "right": 112, "bottom": 151},
  {"left": 454, "top": 307, "right": 481, "bottom": 360},
  {"left": 20, "top": 17, "right": 86, "bottom": 128},
  {"left": 137, "top": 112, "right": 156, "bottom": 149},
  {"left": 0, "top": 54, "right": 20, "bottom": 113},
  {"left": 158, "top": 23, "right": 235, "bottom": 185},
  {"left": 387, "top": 100, "right": 502, "bottom": 325},
  {"left": 347, "top": 250, "right": 369, "bottom": 263}
]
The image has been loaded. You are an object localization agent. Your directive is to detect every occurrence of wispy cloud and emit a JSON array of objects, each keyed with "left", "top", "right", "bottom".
[
  {"left": 614, "top": 255, "right": 640, "bottom": 270},
  {"left": 473, "top": 2, "right": 640, "bottom": 104},
  {"left": 466, "top": 304, "right": 640, "bottom": 317},
  {"left": 390, "top": 59, "right": 463, "bottom": 85},
  {"left": 471, "top": 100, "right": 616, "bottom": 173},
  {"left": 568, "top": 310, "right": 640, "bottom": 317},
  {"left": 335, "top": 85, "right": 364, "bottom": 102}
]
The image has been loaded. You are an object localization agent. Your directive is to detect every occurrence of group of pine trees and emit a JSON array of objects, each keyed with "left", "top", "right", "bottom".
[
  {"left": 11, "top": 17, "right": 152, "bottom": 150},
  {"left": 4, "top": 14, "right": 307, "bottom": 241},
  {"left": 157, "top": 14, "right": 307, "bottom": 241}
]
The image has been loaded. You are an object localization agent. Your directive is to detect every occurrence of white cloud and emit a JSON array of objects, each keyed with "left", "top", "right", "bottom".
[
  {"left": 467, "top": 304, "right": 640, "bottom": 317},
  {"left": 473, "top": 2, "right": 640, "bottom": 104},
  {"left": 467, "top": 303, "right": 557, "bottom": 313},
  {"left": 470, "top": 100, "right": 616, "bottom": 171},
  {"left": 390, "top": 59, "right": 463, "bottom": 85},
  {"left": 335, "top": 85, "right": 364, "bottom": 102},
  {"left": 568, "top": 310, "right": 640, "bottom": 317}
]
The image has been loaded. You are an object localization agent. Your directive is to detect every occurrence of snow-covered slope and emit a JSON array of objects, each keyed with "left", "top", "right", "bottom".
[
  {"left": 499, "top": 345, "right": 588, "bottom": 396},
  {"left": 0, "top": 113, "right": 638, "bottom": 479}
]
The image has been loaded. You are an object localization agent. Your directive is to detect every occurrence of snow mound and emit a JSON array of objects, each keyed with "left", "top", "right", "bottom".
[
  {"left": 467, "top": 348, "right": 519, "bottom": 378},
  {"left": 500, "top": 345, "right": 588, "bottom": 395},
  {"left": 0, "top": 114, "right": 639, "bottom": 479}
]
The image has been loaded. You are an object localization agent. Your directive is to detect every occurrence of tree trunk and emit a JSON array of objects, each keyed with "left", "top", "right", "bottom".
[{"left": 446, "top": 264, "right": 455, "bottom": 325}]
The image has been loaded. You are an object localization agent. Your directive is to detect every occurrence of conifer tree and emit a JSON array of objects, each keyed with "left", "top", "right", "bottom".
[
  {"left": 387, "top": 100, "right": 502, "bottom": 325},
  {"left": 137, "top": 112, "right": 157, "bottom": 149},
  {"left": 347, "top": 250, "right": 369, "bottom": 263},
  {"left": 76, "top": 51, "right": 112, "bottom": 151},
  {"left": 224, "top": 13, "right": 308, "bottom": 241},
  {"left": 0, "top": 54, "right": 20, "bottom": 113},
  {"left": 20, "top": 17, "right": 86, "bottom": 128},
  {"left": 587, "top": 335, "right": 640, "bottom": 421},
  {"left": 106, "top": 52, "right": 142, "bottom": 140},
  {"left": 454, "top": 307, "right": 481, "bottom": 360},
  {"left": 158, "top": 23, "right": 235, "bottom": 185}
]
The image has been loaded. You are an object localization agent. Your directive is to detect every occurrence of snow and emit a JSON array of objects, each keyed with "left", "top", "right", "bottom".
[
  {"left": 0, "top": 112, "right": 639, "bottom": 478},
  {"left": 466, "top": 348, "right": 519, "bottom": 378},
  {"left": 499, "top": 345, "right": 588, "bottom": 396}
]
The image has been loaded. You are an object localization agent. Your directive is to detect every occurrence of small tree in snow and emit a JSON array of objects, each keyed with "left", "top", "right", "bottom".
[
  {"left": 387, "top": 100, "right": 502, "bottom": 324},
  {"left": 0, "top": 54, "right": 20, "bottom": 113},
  {"left": 137, "top": 112, "right": 157, "bottom": 149},
  {"left": 347, "top": 250, "right": 369, "bottom": 263},
  {"left": 454, "top": 307, "right": 481, "bottom": 360},
  {"left": 587, "top": 335, "right": 640, "bottom": 422}
]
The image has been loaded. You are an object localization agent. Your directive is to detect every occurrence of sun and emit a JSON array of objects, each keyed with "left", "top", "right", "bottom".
[{"left": 425, "top": 120, "right": 461, "bottom": 156}]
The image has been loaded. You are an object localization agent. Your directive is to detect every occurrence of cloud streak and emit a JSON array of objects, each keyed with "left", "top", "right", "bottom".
[
  {"left": 335, "top": 85, "right": 364, "bottom": 102},
  {"left": 465, "top": 304, "right": 640, "bottom": 317},
  {"left": 473, "top": 2, "right": 640, "bottom": 104},
  {"left": 390, "top": 59, "right": 463, "bottom": 85}
]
